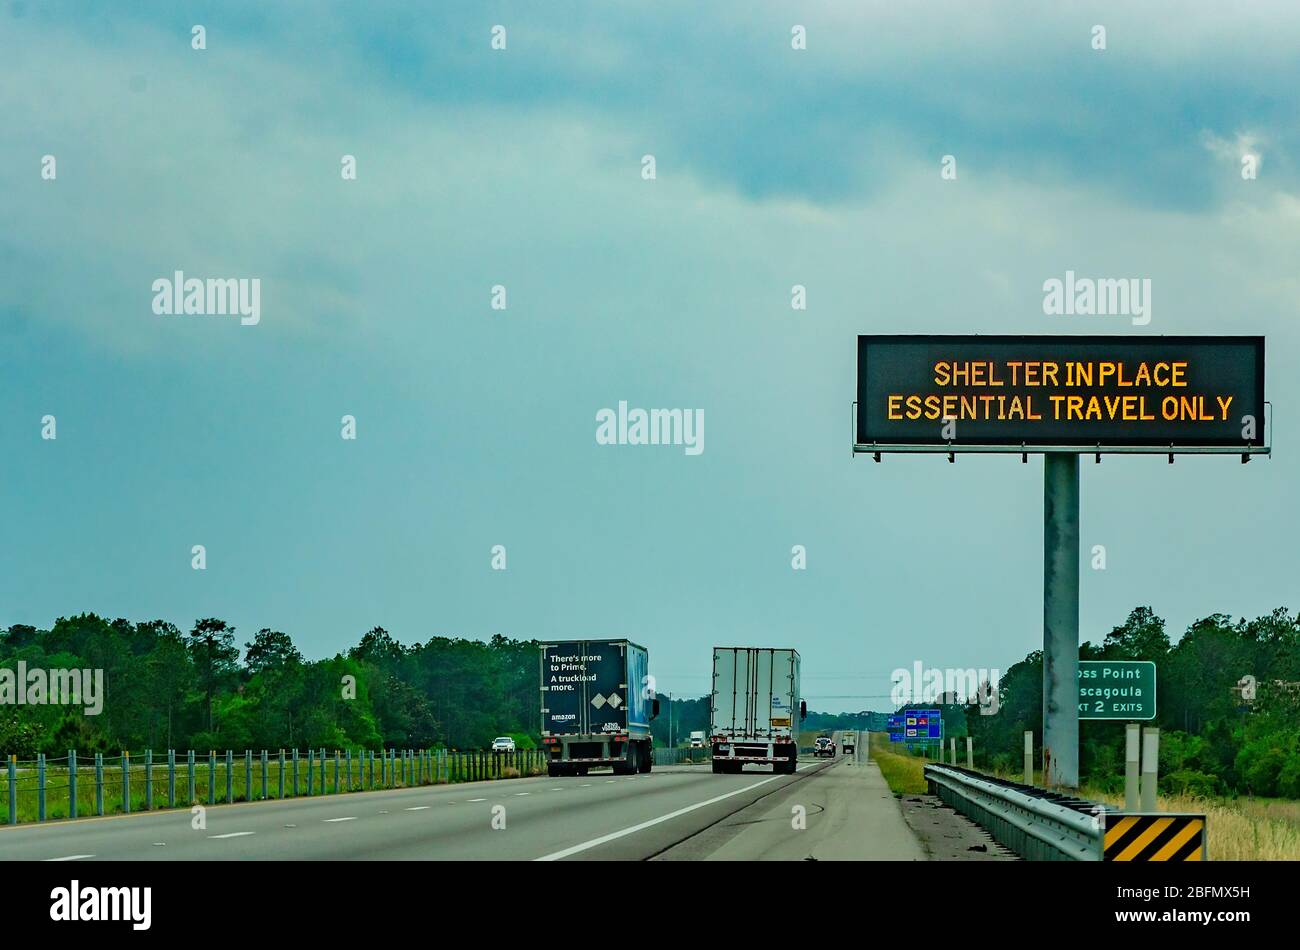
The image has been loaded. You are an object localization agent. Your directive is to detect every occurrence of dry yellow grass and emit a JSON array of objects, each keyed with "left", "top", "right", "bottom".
[
  {"left": 1084, "top": 787, "right": 1300, "bottom": 861},
  {"left": 923, "top": 752, "right": 1300, "bottom": 861}
]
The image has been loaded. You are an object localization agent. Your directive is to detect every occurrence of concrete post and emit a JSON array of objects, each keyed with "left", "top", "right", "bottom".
[
  {"left": 245, "top": 750, "right": 252, "bottom": 802},
  {"left": 188, "top": 750, "right": 196, "bottom": 804},
  {"left": 69, "top": 750, "right": 78, "bottom": 819},
  {"left": 95, "top": 753, "right": 104, "bottom": 816},
  {"left": 208, "top": 751, "right": 216, "bottom": 804},
  {"left": 7, "top": 755, "right": 15, "bottom": 825},
  {"left": 949, "top": 737, "right": 957, "bottom": 765},
  {"left": 1125, "top": 723, "right": 1140, "bottom": 811},
  {"left": 1140, "top": 727, "right": 1160, "bottom": 812},
  {"left": 145, "top": 750, "right": 152, "bottom": 811},
  {"left": 1043, "top": 452, "right": 1080, "bottom": 789},
  {"left": 168, "top": 749, "right": 176, "bottom": 807},
  {"left": 965, "top": 736, "right": 973, "bottom": 770},
  {"left": 261, "top": 750, "right": 268, "bottom": 800},
  {"left": 122, "top": 752, "right": 130, "bottom": 813},
  {"left": 38, "top": 752, "right": 46, "bottom": 821},
  {"left": 1023, "top": 731, "right": 1033, "bottom": 785}
]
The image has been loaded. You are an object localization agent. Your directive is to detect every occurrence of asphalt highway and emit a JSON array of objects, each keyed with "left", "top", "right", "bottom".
[{"left": 0, "top": 743, "right": 924, "bottom": 861}]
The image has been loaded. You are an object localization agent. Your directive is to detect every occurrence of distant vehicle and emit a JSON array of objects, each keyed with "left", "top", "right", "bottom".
[
  {"left": 491, "top": 737, "right": 516, "bottom": 752},
  {"left": 540, "top": 639, "right": 659, "bottom": 777},
  {"left": 689, "top": 731, "right": 706, "bottom": 749},
  {"left": 710, "top": 647, "right": 805, "bottom": 774},
  {"left": 813, "top": 736, "right": 835, "bottom": 758},
  {"left": 841, "top": 731, "right": 857, "bottom": 755}
]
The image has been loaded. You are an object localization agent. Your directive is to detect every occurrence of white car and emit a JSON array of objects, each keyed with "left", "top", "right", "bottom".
[{"left": 491, "top": 737, "right": 516, "bottom": 752}]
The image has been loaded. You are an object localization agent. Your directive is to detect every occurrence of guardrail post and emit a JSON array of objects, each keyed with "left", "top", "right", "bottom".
[
  {"left": 307, "top": 748, "right": 315, "bottom": 796},
  {"left": 965, "top": 737, "right": 973, "bottom": 770},
  {"left": 208, "top": 750, "right": 216, "bottom": 804},
  {"left": 188, "top": 750, "right": 196, "bottom": 803},
  {"left": 1140, "top": 727, "right": 1160, "bottom": 812},
  {"left": 1125, "top": 723, "right": 1140, "bottom": 811},
  {"left": 68, "top": 750, "right": 77, "bottom": 819},
  {"left": 122, "top": 751, "right": 130, "bottom": 813},
  {"left": 261, "top": 750, "right": 268, "bottom": 799},
  {"left": 144, "top": 750, "right": 152, "bottom": 810},
  {"left": 333, "top": 750, "right": 340, "bottom": 794},
  {"left": 168, "top": 749, "right": 176, "bottom": 807},
  {"left": 95, "top": 753, "right": 104, "bottom": 816},
  {"left": 293, "top": 748, "right": 300, "bottom": 797},
  {"left": 38, "top": 752, "right": 46, "bottom": 820},
  {"left": 279, "top": 749, "right": 286, "bottom": 799},
  {"left": 7, "top": 755, "right": 16, "bottom": 825},
  {"left": 319, "top": 748, "right": 326, "bottom": 791},
  {"left": 1023, "top": 731, "right": 1033, "bottom": 785},
  {"left": 245, "top": 750, "right": 252, "bottom": 802}
]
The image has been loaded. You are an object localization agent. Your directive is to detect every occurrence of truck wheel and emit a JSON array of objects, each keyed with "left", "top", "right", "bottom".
[
  {"left": 547, "top": 762, "right": 563, "bottom": 778},
  {"left": 639, "top": 744, "right": 652, "bottom": 773},
  {"left": 711, "top": 759, "right": 723, "bottom": 774}
]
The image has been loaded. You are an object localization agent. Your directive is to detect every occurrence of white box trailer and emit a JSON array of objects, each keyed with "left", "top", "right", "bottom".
[
  {"left": 841, "top": 730, "right": 857, "bottom": 754},
  {"left": 710, "top": 647, "right": 804, "bottom": 774}
]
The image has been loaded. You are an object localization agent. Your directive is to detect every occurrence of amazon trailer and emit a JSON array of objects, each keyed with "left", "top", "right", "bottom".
[
  {"left": 540, "top": 639, "right": 658, "bottom": 777},
  {"left": 710, "top": 647, "right": 805, "bottom": 774}
]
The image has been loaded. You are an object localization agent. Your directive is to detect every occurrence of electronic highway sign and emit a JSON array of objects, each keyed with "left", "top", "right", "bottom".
[
  {"left": 1078, "top": 660, "right": 1157, "bottom": 720},
  {"left": 855, "top": 335, "right": 1265, "bottom": 452}
]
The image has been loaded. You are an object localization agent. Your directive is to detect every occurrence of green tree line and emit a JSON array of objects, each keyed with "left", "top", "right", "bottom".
[
  {"left": 0, "top": 614, "right": 542, "bottom": 756},
  {"left": 964, "top": 606, "right": 1300, "bottom": 798}
]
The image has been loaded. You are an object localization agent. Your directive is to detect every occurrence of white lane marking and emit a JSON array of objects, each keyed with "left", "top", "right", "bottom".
[
  {"left": 207, "top": 832, "right": 255, "bottom": 839},
  {"left": 405, "top": 806, "right": 430, "bottom": 811},
  {"left": 580, "top": 783, "right": 593, "bottom": 787},
  {"left": 45, "top": 854, "right": 95, "bottom": 861},
  {"left": 515, "top": 792, "right": 530, "bottom": 796},
  {"left": 534, "top": 776, "right": 780, "bottom": 862},
  {"left": 550, "top": 788, "right": 563, "bottom": 792},
  {"left": 323, "top": 817, "right": 357, "bottom": 823},
  {"left": 466, "top": 798, "right": 486, "bottom": 803},
  {"left": 605, "top": 780, "right": 615, "bottom": 784}
]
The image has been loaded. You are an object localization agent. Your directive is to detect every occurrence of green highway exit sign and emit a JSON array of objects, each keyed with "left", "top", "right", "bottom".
[{"left": 1078, "top": 660, "right": 1157, "bottom": 720}]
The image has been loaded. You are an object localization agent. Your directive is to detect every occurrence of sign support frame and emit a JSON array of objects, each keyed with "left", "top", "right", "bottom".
[{"left": 1043, "top": 452, "right": 1080, "bottom": 789}]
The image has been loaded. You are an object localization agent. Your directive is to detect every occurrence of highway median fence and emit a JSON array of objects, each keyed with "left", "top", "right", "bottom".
[{"left": 0, "top": 747, "right": 550, "bottom": 827}]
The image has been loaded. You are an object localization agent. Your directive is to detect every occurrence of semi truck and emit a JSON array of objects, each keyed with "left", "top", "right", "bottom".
[
  {"left": 689, "top": 730, "right": 706, "bottom": 749},
  {"left": 540, "top": 639, "right": 659, "bottom": 777},
  {"left": 841, "top": 730, "right": 857, "bottom": 755},
  {"left": 710, "top": 647, "right": 805, "bottom": 774}
]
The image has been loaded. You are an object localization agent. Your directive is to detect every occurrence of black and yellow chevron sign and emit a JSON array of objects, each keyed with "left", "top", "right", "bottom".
[{"left": 1104, "top": 814, "right": 1206, "bottom": 861}]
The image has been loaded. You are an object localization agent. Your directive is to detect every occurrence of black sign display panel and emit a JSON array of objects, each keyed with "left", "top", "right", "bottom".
[{"left": 856, "top": 335, "right": 1264, "bottom": 449}]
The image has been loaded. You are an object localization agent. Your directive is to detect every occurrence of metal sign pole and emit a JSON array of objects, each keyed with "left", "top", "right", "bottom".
[{"left": 1043, "top": 452, "right": 1080, "bottom": 788}]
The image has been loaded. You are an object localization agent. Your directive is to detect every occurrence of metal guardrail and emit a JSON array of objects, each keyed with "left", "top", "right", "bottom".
[
  {"left": 2, "top": 747, "right": 549, "bottom": 826},
  {"left": 652, "top": 747, "right": 709, "bottom": 766},
  {"left": 924, "top": 763, "right": 1111, "bottom": 861}
]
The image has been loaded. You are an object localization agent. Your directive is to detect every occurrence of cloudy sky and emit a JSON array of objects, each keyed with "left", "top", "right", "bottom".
[{"left": 2, "top": 1, "right": 1297, "bottom": 711}]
